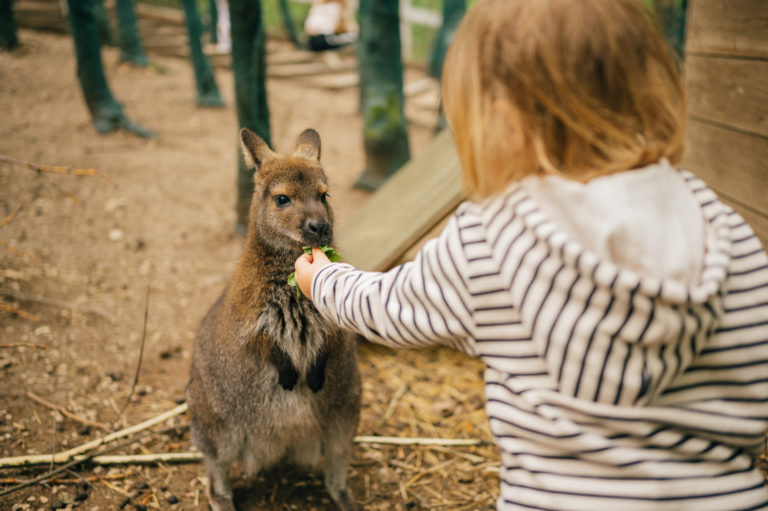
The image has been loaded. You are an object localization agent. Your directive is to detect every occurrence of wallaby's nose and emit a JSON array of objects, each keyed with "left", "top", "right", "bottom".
[{"left": 307, "top": 219, "right": 330, "bottom": 238}]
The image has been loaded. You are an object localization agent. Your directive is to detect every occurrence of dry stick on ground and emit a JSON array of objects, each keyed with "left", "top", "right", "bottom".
[
  {"left": 0, "top": 471, "right": 133, "bottom": 486},
  {"left": 0, "top": 241, "right": 39, "bottom": 261},
  {"left": 116, "top": 285, "right": 150, "bottom": 421},
  {"left": 0, "top": 302, "right": 40, "bottom": 322},
  {"left": 0, "top": 403, "right": 189, "bottom": 468},
  {"left": 0, "top": 208, "right": 21, "bottom": 228},
  {"left": 0, "top": 288, "right": 114, "bottom": 322},
  {"left": 0, "top": 342, "right": 48, "bottom": 350},
  {"left": 372, "top": 382, "right": 408, "bottom": 433},
  {"left": 26, "top": 391, "right": 110, "bottom": 431},
  {"left": 0, "top": 154, "right": 116, "bottom": 185},
  {"left": 0, "top": 431, "right": 155, "bottom": 498}
]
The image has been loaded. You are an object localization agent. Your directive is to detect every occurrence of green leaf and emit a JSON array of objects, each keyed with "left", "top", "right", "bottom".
[
  {"left": 287, "top": 271, "right": 301, "bottom": 298},
  {"left": 289, "top": 245, "right": 342, "bottom": 298}
]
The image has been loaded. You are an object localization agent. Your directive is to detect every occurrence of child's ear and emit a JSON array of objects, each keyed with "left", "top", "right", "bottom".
[
  {"left": 290, "top": 129, "right": 321, "bottom": 162},
  {"left": 240, "top": 127, "right": 276, "bottom": 169}
]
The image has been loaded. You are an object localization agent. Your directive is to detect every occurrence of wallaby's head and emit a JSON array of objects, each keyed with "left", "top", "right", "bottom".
[{"left": 240, "top": 127, "right": 333, "bottom": 253}]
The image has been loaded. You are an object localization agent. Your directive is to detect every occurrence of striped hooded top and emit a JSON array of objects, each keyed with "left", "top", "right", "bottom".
[{"left": 311, "top": 162, "right": 768, "bottom": 510}]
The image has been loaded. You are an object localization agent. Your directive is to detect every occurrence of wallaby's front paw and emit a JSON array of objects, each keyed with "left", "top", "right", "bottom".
[
  {"left": 306, "top": 358, "right": 327, "bottom": 393},
  {"left": 278, "top": 365, "right": 299, "bottom": 390}
]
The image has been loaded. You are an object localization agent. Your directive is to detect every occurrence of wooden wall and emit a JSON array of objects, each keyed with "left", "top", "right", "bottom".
[{"left": 682, "top": 0, "right": 768, "bottom": 247}]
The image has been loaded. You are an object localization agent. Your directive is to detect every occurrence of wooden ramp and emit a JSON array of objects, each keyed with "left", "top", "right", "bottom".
[{"left": 336, "top": 129, "right": 463, "bottom": 272}]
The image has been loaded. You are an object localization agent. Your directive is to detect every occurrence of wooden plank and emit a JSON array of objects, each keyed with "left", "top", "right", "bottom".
[
  {"left": 682, "top": 119, "right": 768, "bottom": 217},
  {"left": 684, "top": 55, "right": 768, "bottom": 138},
  {"left": 267, "top": 60, "right": 357, "bottom": 78},
  {"left": 132, "top": 2, "right": 185, "bottom": 25},
  {"left": 336, "top": 129, "right": 463, "bottom": 271},
  {"left": 686, "top": 0, "right": 768, "bottom": 58}
]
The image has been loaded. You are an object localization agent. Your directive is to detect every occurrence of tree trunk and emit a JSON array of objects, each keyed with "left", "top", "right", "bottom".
[
  {"left": 66, "top": 0, "right": 154, "bottom": 138},
  {"left": 0, "top": 0, "right": 19, "bottom": 50},
  {"left": 115, "top": 0, "right": 150, "bottom": 66},
  {"left": 229, "top": 0, "right": 271, "bottom": 233},
  {"left": 355, "top": 0, "right": 410, "bottom": 191},
  {"left": 181, "top": 0, "right": 225, "bottom": 107}
]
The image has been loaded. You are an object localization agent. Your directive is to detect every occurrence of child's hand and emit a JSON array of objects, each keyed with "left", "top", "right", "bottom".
[{"left": 294, "top": 247, "right": 334, "bottom": 299}]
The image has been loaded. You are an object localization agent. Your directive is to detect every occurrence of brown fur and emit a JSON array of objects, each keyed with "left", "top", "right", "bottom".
[{"left": 186, "top": 128, "right": 361, "bottom": 511}]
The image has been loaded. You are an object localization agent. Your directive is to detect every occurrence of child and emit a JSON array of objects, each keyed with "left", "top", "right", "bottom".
[{"left": 295, "top": 0, "right": 768, "bottom": 509}]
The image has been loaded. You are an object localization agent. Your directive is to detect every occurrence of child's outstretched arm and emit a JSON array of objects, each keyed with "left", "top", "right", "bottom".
[{"left": 294, "top": 217, "right": 475, "bottom": 353}]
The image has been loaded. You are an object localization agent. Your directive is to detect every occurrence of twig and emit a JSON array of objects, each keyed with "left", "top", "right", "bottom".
[
  {"left": 0, "top": 472, "right": 132, "bottom": 485},
  {"left": 354, "top": 436, "right": 487, "bottom": 447},
  {"left": 0, "top": 433, "right": 141, "bottom": 498},
  {"left": 0, "top": 154, "right": 116, "bottom": 185},
  {"left": 405, "top": 458, "right": 458, "bottom": 489},
  {"left": 0, "top": 288, "right": 114, "bottom": 322},
  {"left": 0, "top": 207, "right": 21, "bottom": 228},
  {"left": 0, "top": 403, "right": 188, "bottom": 468},
  {"left": 0, "top": 241, "right": 39, "bottom": 261},
  {"left": 117, "top": 285, "right": 150, "bottom": 419},
  {"left": 426, "top": 444, "right": 486, "bottom": 464},
  {"left": 0, "top": 302, "right": 40, "bottom": 322},
  {"left": 0, "top": 342, "right": 48, "bottom": 350},
  {"left": 75, "top": 452, "right": 203, "bottom": 466},
  {"left": 26, "top": 391, "right": 110, "bottom": 431},
  {"left": 43, "top": 174, "right": 81, "bottom": 204},
  {"left": 372, "top": 382, "right": 408, "bottom": 433}
]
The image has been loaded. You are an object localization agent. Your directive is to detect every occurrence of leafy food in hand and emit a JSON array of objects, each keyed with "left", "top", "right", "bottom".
[{"left": 287, "top": 245, "right": 342, "bottom": 298}]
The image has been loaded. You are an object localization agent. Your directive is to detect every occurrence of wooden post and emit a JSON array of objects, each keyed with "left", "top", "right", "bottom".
[
  {"left": 115, "top": 0, "right": 150, "bottom": 66},
  {"left": 181, "top": 0, "right": 225, "bottom": 107},
  {"left": 65, "top": 0, "right": 154, "bottom": 138},
  {"left": 429, "top": 0, "right": 465, "bottom": 131},
  {"left": 229, "top": 0, "right": 271, "bottom": 233},
  {"left": 355, "top": 0, "right": 411, "bottom": 191},
  {"left": 0, "top": 0, "right": 19, "bottom": 50},
  {"left": 654, "top": 0, "right": 688, "bottom": 57}
]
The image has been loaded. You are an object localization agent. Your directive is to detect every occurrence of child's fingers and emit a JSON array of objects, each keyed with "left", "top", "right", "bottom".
[
  {"left": 294, "top": 248, "right": 332, "bottom": 299},
  {"left": 294, "top": 253, "right": 313, "bottom": 273},
  {"left": 312, "top": 247, "right": 332, "bottom": 265}
]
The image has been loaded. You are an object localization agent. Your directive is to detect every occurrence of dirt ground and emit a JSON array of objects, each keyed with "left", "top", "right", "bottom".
[{"left": 0, "top": 30, "right": 499, "bottom": 510}]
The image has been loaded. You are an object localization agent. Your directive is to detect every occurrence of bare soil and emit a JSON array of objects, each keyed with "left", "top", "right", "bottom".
[{"left": 0, "top": 30, "right": 498, "bottom": 510}]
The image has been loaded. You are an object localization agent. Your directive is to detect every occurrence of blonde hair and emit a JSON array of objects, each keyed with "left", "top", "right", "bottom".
[{"left": 443, "top": 0, "right": 686, "bottom": 199}]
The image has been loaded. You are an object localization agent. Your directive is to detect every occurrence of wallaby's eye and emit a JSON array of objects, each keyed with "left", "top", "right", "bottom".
[
  {"left": 274, "top": 195, "right": 291, "bottom": 207},
  {"left": 320, "top": 192, "right": 329, "bottom": 204}
]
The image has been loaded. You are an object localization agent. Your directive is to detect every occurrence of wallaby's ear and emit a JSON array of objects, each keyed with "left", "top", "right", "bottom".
[
  {"left": 240, "top": 127, "right": 276, "bottom": 169},
  {"left": 290, "top": 129, "right": 321, "bottom": 162}
]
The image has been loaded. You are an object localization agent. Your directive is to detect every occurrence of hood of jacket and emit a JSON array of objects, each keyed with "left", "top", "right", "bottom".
[{"left": 497, "top": 162, "right": 733, "bottom": 406}]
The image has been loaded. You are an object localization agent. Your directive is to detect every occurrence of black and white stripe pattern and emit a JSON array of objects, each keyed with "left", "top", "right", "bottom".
[{"left": 313, "top": 170, "right": 768, "bottom": 510}]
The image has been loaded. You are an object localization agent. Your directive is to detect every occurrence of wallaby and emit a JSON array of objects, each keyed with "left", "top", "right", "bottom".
[{"left": 186, "top": 127, "right": 361, "bottom": 511}]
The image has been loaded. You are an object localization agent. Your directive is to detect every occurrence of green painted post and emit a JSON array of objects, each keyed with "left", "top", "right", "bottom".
[
  {"left": 429, "top": 0, "right": 465, "bottom": 81},
  {"left": 181, "top": 0, "right": 225, "bottom": 107},
  {"left": 429, "top": 0, "right": 465, "bottom": 131},
  {"left": 93, "top": 0, "right": 115, "bottom": 46},
  {"left": 656, "top": 0, "right": 688, "bottom": 58},
  {"left": 355, "top": 0, "right": 411, "bottom": 191},
  {"left": 278, "top": 0, "right": 307, "bottom": 49},
  {"left": 66, "top": 0, "right": 154, "bottom": 138},
  {"left": 229, "top": 0, "right": 271, "bottom": 233},
  {"left": 208, "top": 0, "right": 219, "bottom": 44},
  {"left": 115, "top": 0, "right": 150, "bottom": 66},
  {"left": 0, "top": 0, "right": 19, "bottom": 50}
]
